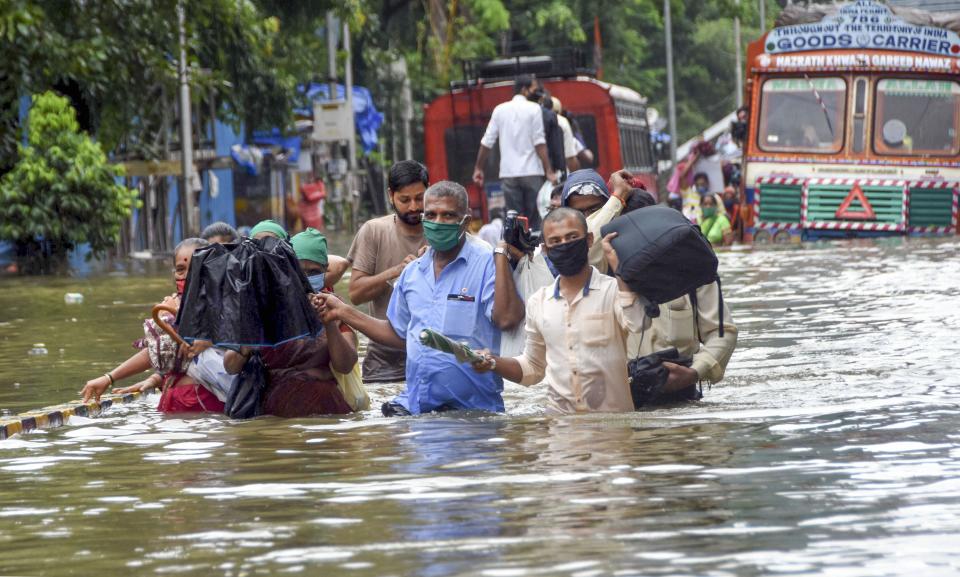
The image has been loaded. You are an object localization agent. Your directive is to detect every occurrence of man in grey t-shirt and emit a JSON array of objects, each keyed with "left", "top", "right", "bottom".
[{"left": 346, "top": 161, "right": 427, "bottom": 383}]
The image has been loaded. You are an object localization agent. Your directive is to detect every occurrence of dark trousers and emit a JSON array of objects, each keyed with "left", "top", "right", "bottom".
[{"left": 501, "top": 175, "right": 545, "bottom": 230}]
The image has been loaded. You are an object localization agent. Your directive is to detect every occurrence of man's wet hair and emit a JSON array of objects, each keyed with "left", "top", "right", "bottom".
[
  {"left": 543, "top": 206, "right": 588, "bottom": 234},
  {"left": 424, "top": 181, "right": 469, "bottom": 216},
  {"left": 514, "top": 74, "right": 536, "bottom": 95},
  {"left": 174, "top": 237, "right": 210, "bottom": 259},
  {"left": 200, "top": 221, "right": 239, "bottom": 243},
  {"left": 388, "top": 160, "right": 429, "bottom": 192}
]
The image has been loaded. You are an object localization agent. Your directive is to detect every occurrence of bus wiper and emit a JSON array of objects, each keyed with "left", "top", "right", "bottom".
[{"left": 804, "top": 74, "right": 834, "bottom": 138}]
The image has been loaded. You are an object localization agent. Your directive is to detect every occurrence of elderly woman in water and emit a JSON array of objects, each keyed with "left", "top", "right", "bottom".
[
  {"left": 222, "top": 228, "right": 361, "bottom": 417},
  {"left": 80, "top": 238, "right": 233, "bottom": 413}
]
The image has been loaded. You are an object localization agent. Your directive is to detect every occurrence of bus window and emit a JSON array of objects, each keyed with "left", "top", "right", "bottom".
[
  {"left": 758, "top": 77, "right": 847, "bottom": 154},
  {"left": 614, "top": 99, "right": 651, "bottom": 172},
  {"left": 570, "top": 114, "right": 599, "bottom": 168},
  {"left": 874, "top": 79, "right": 960, "bottom": 157},
  {"left": 853, "top": 78, "right": 867, "bottom": 154}
]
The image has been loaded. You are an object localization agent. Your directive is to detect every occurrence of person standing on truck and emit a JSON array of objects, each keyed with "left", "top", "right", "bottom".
[
  {"left": 540, "top": 89, "right": 568, "bottom": 182},
  {"left": 473, "top": 74, "right": 558, "bottom": 231}
]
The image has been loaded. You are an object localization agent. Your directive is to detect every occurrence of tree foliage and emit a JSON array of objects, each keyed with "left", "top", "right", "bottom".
[
  {"left": 0, "top": 0, "right": 780, "bottom": 181},
  {"left": 0, "top": 92, "right": 139, "bottom": 264}
]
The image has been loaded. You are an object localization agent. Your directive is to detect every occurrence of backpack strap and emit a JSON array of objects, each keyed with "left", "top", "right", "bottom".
[
  {"left": 689, "top": 289, "right": 702, "bottom": 344},
  {"left": 716, "top": 276, "right": 725, "bottom": 339},
  {"left": 689, "top": 275, "right": 725, "bottom": 342}
]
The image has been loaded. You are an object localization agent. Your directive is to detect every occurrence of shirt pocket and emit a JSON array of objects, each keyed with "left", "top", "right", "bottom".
[
  {"left": 666, "top": 299, "right": 696, "bottom": 346},
  {"left": 442, "top": 300, "right": 478, "bottom": 340},
  {"left": 581, "top": 313, "right": 612, "bottom": 347}
]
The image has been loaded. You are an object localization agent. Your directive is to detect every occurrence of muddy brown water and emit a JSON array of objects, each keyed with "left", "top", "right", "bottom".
[{"left": 1, "top": 237, "right": 959, "bottom": 576}]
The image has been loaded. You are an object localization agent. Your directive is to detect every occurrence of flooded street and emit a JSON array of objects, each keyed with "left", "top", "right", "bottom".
[{"left": 2, "top": 238, "right": 960, "bottom": 576}]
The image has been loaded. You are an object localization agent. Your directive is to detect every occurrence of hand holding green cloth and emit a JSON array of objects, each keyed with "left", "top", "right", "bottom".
[
  {"left": 290, "top": 228, "right": 328, "bottom": 265},
  {"left": 418, "top": 328, "right": 484, "bottom": 364},
  {"left": 250, "top": 220, "right": 289, "bottom": 240}
]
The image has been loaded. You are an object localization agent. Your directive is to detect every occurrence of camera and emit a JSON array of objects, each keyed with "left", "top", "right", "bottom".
[{"left": 502, "top": 210, "right": 542, "bottom": 254}]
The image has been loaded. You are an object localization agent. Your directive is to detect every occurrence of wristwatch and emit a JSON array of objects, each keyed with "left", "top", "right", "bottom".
[{"left": 493, "top": 247, "right": 511, "bottom": 262}]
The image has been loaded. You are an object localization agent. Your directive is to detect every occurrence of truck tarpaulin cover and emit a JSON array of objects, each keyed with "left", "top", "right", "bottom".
[{"left": 176, "top": 237, "right": 321, "bottom": 347}]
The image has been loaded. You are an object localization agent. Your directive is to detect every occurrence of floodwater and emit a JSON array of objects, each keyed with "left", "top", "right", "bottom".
[{"left": 1, "top": 237, "right": 960, "bottom": 577}]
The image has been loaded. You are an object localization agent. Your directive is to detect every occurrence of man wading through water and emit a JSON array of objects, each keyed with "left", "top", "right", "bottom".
[
  {"left": 346, "top": 161, "right": 428, "bottom": 383},
  {"left": 470, "top": 208, "right": 647, "bottom": 413},
  {"left": 318, "top": 181, "right": 525, "bottom": 415}
]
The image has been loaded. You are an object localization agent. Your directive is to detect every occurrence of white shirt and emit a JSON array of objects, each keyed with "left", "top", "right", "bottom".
[
  {"left": 480, "top": 95, "right": 546, "bottom": 178},
  {"left": 500, "top": 249, "right": 556, "bottom": 360},
  {"left": 557, "top": 115, "right": 578, "bottom": 160},
  {"left": 514, "top": 268, "right": 648, "bottom": 414}
]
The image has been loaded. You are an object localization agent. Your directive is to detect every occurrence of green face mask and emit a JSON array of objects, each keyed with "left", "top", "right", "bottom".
[
  {"left": 422, "top": 217, "right": 466, "bottom": 252},
  {"left": 702, "top": 206, "right": 718, "bottom": 219}
]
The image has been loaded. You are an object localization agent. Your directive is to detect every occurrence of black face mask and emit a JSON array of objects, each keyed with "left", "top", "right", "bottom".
[
  {"left": 545, "top": 236, "right": 589, "bottom": 277},
  {"left": 527, "top": 89, "right": 544, "bottom": 103}
]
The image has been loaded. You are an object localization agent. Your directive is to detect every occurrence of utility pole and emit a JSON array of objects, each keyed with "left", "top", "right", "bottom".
[
  {"left": 343, "top": 20, "right": 358, "bottom": 232},
  {"left": 326, "top": 10, "right": 341, "bottom": 230},
  {"left": 664, "top": 0, "right": 678, "bottom": 165},
  {"left": 759, "top": 0, "right": 766, "bottom": 32},
  {"left": 734, "top": 0, "right": 744, "bottom": 108},
  {"left": 177, "top": 0, "right": 197, "bottom": 237}
]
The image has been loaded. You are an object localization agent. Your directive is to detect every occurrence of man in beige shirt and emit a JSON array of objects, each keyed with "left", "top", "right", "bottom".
[
  {"left": 346, "top": 161, "right": 428, "bottom": 383},
  {"left": 472, "top": 207, "right": 647, "bottom": 414}
]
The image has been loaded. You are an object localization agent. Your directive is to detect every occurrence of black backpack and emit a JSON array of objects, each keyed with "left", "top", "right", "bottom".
[{"left": 600, "top": 205, "right": 725, "bottom": 337}]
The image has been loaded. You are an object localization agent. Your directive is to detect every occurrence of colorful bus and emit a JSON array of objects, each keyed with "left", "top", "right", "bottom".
[
  {"left": 743, "top": 0, "right": 960, "bottom": 241},
  {"left": 424, "top": 55, "right": 659, "bottom": 222}
]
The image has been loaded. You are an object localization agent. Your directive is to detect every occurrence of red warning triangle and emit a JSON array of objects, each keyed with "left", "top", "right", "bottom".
[{"left": 835, "top": 183, "right": 876, "bottom": 220}]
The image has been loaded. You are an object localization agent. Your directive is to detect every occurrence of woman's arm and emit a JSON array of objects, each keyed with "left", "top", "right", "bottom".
[
  {"left": 324, "top": 255, "right": 351, "bottom": 288},
  {"left": 223, "top": 346, "right": 254, "bottom": 375},
  {"left": 81, "top": 349, "right": 153, "bottom": 402},
  {"left": 326, "top": 322, "right": 358, "bottom": 374}
]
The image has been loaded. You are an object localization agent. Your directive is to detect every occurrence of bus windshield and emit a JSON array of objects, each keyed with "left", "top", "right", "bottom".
[
  {"left": 874, "top": 79, "right": 960, "bottom": 157},
  {"left": 758, "top": 77, "right": 847, "bottom": 154}
]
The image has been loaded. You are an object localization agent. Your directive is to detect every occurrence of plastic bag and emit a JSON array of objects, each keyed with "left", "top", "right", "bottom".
[
  {"left": 225, "top": 352, "right": 266, "bottom": 419},
  {"left": 536, "top": 180, "right": 554, "bottom": 219},
  {"left": 333, "top": 364, "right": 369, "bottom": 412},
  {"left": 186, "top": 348, "right": 235, "bottom": 403},
  {"left": 176, "top": 236, "right": 321, "bottom": 347},
  {"left": 332, "top": 331, "right": 369, "bottom": 411}
]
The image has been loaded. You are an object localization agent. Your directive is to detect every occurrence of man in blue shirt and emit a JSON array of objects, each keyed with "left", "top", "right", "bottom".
[{"left": 317, "top": 181, "right": 525, "bottom": 415}]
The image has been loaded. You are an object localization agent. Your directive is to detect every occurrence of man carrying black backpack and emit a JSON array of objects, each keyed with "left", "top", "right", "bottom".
[{"left": 606, "top": 203, "right": 738, "bottom": 404}]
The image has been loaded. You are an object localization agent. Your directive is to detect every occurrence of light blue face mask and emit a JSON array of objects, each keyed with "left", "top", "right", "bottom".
[{"left": 308, "top": 273, "right": 326, "bottom": 292}]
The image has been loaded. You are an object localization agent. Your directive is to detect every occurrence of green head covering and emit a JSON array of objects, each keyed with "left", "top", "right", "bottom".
[
  {"left": 249, "top": 220, "right": 288, "bottom": 240},
  {"left": 290, "top": 228, "right": 328, "bottom": 265}
]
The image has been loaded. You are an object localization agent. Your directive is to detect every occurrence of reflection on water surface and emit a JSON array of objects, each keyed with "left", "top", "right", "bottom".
[{"left": 1, "top": 238, "right": 959, "bottom": 576}]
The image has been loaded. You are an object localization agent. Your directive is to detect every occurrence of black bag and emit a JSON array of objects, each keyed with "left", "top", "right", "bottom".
[
  {"left": 628, "top": 347, "right": 696, "bottom": 409},
  {"left": 600, "top": 205, "right": 725, "bottom": 337},
  {"left": 601, "top": 205, "right": 717, "bottom": 309},
  {"left": 224, "top": 352, "right": 267, "bottom": 419},
  {"left": 176, "top": 236, "right": 321, "bottom": 347}
]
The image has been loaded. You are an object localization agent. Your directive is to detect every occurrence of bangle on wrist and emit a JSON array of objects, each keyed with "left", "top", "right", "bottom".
[{"left": 104, "top": 372, "right": 115, "bottom": 386}]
